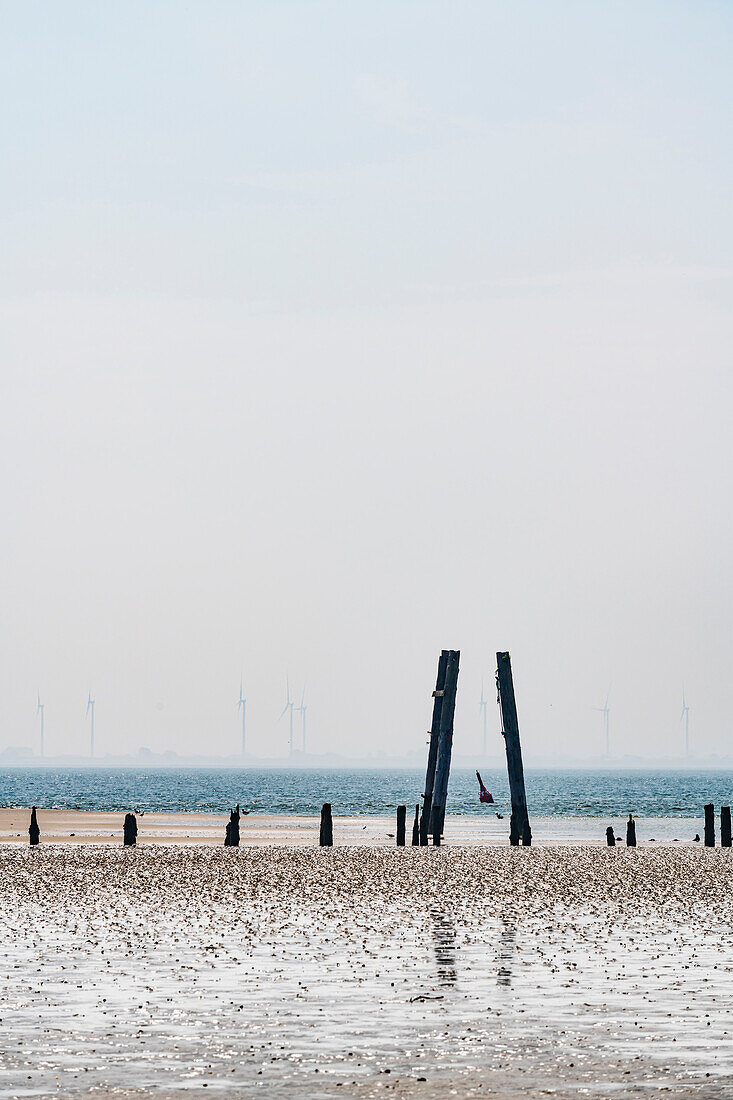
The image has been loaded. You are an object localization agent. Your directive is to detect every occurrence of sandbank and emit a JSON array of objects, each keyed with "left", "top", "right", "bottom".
[{"left": 0, "top": 806, "right": 706, "bottom": 846}]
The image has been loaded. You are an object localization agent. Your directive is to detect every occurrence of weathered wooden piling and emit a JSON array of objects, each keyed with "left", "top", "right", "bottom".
[
  {"left": 320, "top": 803, "right": 333, "bottom": 847},
  {"left": 29, "top": 806, "right": 39, "bottom": 847},
  {"left": 606, "top": 826, "right": 616, "bottom": 846},
  {"left": 396, "top": 805, "right": 406, "bottom": 846},
  {"left": 420, "top": 652, "right": 448, "bottom": 846},
  {"left": 224, "top": 804, "right": 241, "bottom": 847},
  {"left": 123, "top": 812, "right": 138, "bottom": 847},
  {"left": 721, "top": 806, "right": 731, "bottom": 848},
  {"left": 626, "top": 814, "right": 636, "bottom": 847},
  {"left": 704, "top": 803, "right": 715, "bottom": 847},
  {"left": 496, "top": 652, "right": 532, "bottom": 846},
  {"left": 430, "top": 650, "right": 460, "bottom": 846},
  {"left": 411, "top": 804, "right": 420, "bottom": 846}
]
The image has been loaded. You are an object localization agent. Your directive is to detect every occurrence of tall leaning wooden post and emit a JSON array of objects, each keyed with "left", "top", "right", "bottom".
[
  {"left": 496, "top": 651, "right": 532, "bottom": 846},
  {"left": 721, "top": 806, "right": 732, "bottom": 848},
  {"left": 704, "top": 803, "right": 715, "bottom": 847},
  {"left": 419, "top": 651, "right": 448, "bottom": 846},
  {"left": 430, "top": 650, "right": 460, "bottom": 846}
]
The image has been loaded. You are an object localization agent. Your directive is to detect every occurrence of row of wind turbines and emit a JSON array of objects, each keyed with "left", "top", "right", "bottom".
[
  {"left": 237, "top": 677, "right": 308, "bottom": 758},
  {"left": 34, "top": 680, "right": 693, "bottom": 761},
  {"left": 34, "top": 681, "right": 302, "bottom": 760},
  {"left": 592, "top": 686, "right": 692, "bottom": 758},
  {"left": 36, "top": 692, "right": 95, "bottom": 757},
  {"left": 478, "top": 680, "right": 693, "bottom": 758}
]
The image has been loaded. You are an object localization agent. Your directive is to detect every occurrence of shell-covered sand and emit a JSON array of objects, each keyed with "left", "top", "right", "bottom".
[{"left": 2, "top": 846, "right": 733, "bottom": 1099}]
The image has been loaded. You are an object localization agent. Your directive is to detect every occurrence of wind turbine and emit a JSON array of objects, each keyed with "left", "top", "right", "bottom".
[
  {"left": 279, "top": 676, "right": 294, "bottom": 757},
  {"left": 594, "top": 686, "right": 611, "bottom": 758},
  {"left": 681, "top": 688, "right": 690, "bottom": 759},
  {"left": 36, "top": 693, "right": 45, "bottom": 758},
  {"left": 86, "top": 692, "right": 95, "bottom": 758},
  {"left": 479, "top": 678, "right": 488, "bottom": 756},
  {"left": 237, "top": 679, "right": 247, "bottom": 758},
  {"left": 295, "top": 684, "right": 307, "bottom": 754}
]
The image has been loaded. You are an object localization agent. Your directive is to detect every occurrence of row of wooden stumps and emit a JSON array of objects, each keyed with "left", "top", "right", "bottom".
[
  {"left": 28, "top": 806, "right": 139, "bottom": 846},
  {"left": 606, "top": 816, "right": 637, "bottom": 846},
  {"left": 605, "top": 807, "right": 732, "bottom": 847},
  {"left": 318, "top": 802, "right": 421, "bottom": 847},
  {"left": 28, "top": 803, "right": 260, "bottom": 849},
  {"left": 704, "top": 804, "right": 731, "bottom": 847}
]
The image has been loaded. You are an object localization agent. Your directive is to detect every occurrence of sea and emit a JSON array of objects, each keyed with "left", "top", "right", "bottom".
[{"left": 0, "top": 766, "right": 731, "bottom": 818}]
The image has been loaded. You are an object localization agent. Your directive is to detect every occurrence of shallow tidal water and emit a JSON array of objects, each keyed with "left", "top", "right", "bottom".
[
  {"left": 2, "top": 766, "right": 732, "bottom": 819},
  {"left": 2, "top": 847, "right": 733, "bottom": 1099}
]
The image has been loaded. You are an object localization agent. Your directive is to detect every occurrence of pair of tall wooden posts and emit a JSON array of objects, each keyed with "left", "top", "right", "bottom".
[
  {"left": 419, "top": 650, "right": 460, "bottom": 846},
  {"left": 419, "top": 649, "right": 532, "bottom": 847}
]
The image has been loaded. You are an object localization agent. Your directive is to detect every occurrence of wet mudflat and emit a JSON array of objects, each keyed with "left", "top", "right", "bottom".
[{"left": 1, "top": 846, "right": 732, "bottom": 1099}]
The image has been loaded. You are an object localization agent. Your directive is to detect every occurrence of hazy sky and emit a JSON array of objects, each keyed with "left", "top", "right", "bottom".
[{"left": 1, "top": 0, "right": 731, "bottom": 762}]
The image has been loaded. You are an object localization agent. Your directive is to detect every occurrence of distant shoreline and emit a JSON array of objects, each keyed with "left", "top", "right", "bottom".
[{"left": 1, "top": 759, "right": 732, "bottom": 770}]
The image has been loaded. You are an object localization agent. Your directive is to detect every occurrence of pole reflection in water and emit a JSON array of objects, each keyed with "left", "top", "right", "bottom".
[
  {"left": 429, "top": 906, "right": 458, "bottom": 988},
  {"left": 497, "top": 918, "right": 517, "bottom": 987}
]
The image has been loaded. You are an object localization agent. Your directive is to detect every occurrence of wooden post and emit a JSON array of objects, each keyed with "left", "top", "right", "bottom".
[
  {"left": 721, "top": 806, "right": 731, "bottom": 848},
  {"left": 396, "top": 805, "right": 406, "bottom": 846},
  {"left": 606, "top": 826, "right": 616, "bottom": 846},
  {"left": 29, "top": 806, "right": 39, "bottom": 847},
  {"left": 496, "top": 652, "right": 532, "bottom": 846},
  {"left": 626, "top": 814, "right": 636, "bottom": 847},
  {"left": 420, "top": 652, "right": 448, "bottom": 845},
  {"left": 430, "top": 650, "right": 460, "bottom": 846},
  {"left": 123, "top": 812, "right": 138, "bottom": 847},
  {"left": 411, "top": 804, "right": 420, "bottom": 846},
  {"left": 224, "top": 804, "right": 240, "bottom": 847},
  {"left": 704, "top": 803, "right": 715, "bottom": 847},
  {"left": 320, "top": 803, "right": 333, "bottom": 847}
]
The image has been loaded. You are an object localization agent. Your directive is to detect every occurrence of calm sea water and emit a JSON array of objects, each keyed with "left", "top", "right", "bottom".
[{"left": 0, "top": 767, "right": 731, "bottom": 817}]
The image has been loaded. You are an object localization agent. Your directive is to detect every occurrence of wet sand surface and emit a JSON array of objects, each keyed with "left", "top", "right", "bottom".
[
  {"left": 0, "top": 808, "right": 706, "bottom": 846},
  {"left": 1, "top": 847, "right": 732, "bottom": 1099}
]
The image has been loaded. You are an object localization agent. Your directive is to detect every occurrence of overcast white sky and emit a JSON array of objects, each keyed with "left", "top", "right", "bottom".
[{"left": 1, "top": 0, "right": 731, "bottom": 762}]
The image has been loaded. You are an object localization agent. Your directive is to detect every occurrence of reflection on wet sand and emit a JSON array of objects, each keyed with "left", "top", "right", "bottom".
[
  {"left": 497, "top": 917, "right": 517, "bottom": 987},
  {"left": 2, "top": 847, "right": 733, "bottom": 1098},
  {"left": 429, "top": 906, "right": 458, "bottom": 987}
]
